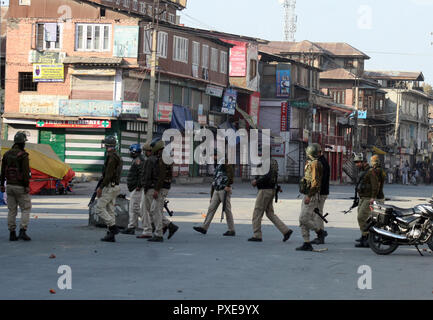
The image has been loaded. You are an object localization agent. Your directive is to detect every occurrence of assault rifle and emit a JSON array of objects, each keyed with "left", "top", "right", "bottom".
[
  {"left": 275, "top": 185, "right": 282, "bottom": 203},
  {"left": 88, "top": 178, "right": 103, "bottom": 207},
  {"left": 314, "top": 208, "right": 329, "bottom": 224},
  {"left": 164, "top": 200, "right": 173, "bottom": 217}
]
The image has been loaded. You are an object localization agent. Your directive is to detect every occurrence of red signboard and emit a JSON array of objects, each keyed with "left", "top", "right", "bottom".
[
  {"left": 36, "top": 119, "right": 111, "bottom": 128},
  {"left": 222, "top": 39, "right": 247, "bottom": 77},
  {"left": 280, "top": 102, "right": 288, "bottom": 132},
  {"left": 156, "top": 102, "right": 173, "bottom": 122}
]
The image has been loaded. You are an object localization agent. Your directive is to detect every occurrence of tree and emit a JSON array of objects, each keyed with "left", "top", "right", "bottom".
[{"left": 423, "top": 83, "right": 433, "bottom": 96}]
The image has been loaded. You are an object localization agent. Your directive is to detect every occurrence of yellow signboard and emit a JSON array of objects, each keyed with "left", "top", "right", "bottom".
[{"left": 33, "top": 64, "right": 64, "bottom": 82}]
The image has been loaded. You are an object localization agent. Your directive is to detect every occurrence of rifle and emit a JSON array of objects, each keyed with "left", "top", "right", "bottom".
[
  {"left": 343, "top": 192, "right": 359, "bottom": 214},
  {"left": 313, "top": 208, "right": 329, "bottom": 224},
  {"left": 275, "top": 185, "right": 282, "bottom": 203},
  {"left": 220, "top": 190, "right": 228, "bottom": 222},
  {"left": 88, "top": 178, "right": 103, "bottom": 207},
  {"left": 164, "top": 200, "right": 173, "bottom": 217}
]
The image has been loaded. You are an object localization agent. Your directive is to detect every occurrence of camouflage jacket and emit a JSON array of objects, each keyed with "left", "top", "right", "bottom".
[
  {"left": 304, "top": 159, "right": 323, "bottom": 198},
  {"left": 357, "top": 164, "right": 379, "bottom": 199}
]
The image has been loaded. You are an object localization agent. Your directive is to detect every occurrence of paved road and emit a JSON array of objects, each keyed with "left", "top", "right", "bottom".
[{"left": 0, "top": 182, "right": 433, "bottom": 300}]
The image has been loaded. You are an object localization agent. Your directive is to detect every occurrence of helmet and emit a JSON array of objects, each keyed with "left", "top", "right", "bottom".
[
  {"left": 152, "top": 140, "right": 165, "bottom": 154},
  {"left": 14, "top": 131, "right": 28, "bottom": 144},
  {"left": 371, "top": 155, "right": 380, "bottom": 166},
  {"left": 353, "top": 153, "right": 364, "bottom": 163},
  {"left": 306, "top": 144, "right": 320, "bottom": 160},
  {"left": 143, "top": 143, "right": 152, "bottom": 152},
  {"left": 101, "top": 135, "right": 117, "bottom": 148},
  {"left": 129, "top": 144, "right": 142, "bottom": 154}
]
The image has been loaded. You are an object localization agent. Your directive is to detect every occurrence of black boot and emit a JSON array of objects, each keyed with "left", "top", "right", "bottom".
[
  {"left": 283, "top": 229, "right": 293, "bottom": 242},
  {"left": 355, "top": 235, "right": 369, "bottom": 248},
  {"left": 148, "top": 235, "right": 164, "bottom": 242},
  {"left": 193, "top": 226, "right": 207, "bottom": 234},
  {"left": 311, "top": 230, "right": 328, "bottom": 245},
  {"left": 101, "top": 226, "right": 119, "bottom": 242},
  {"left": 223, "top": 230, "right": 236, "bottom": 236},
  {"left": 121, "top": 228, "right": 135, "bottom": 235},
  {"left": 296, "top": 242, "right": 314, "bottom": 251},
  {"left": 18, "top": 229, "right": 31, "bottom": 241},
  {"left": 167, "top": 223, "right": 179, "bottom": 240},
  {"left": 9, "top": 231, "right": 18, "bottom": 241}
]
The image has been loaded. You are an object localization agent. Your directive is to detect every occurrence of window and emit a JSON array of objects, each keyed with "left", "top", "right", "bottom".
[
  {"left": 220, "top": 51, "right": 227, "bottom": 74},
  {"left": 147, "top": 5, "right": 153, "bottom": 16},
  {"left": 192, "top": 41, "right": 200, "bottom": 66},
  {"left": 173, "top": 36, "right": 188, "bottom": 63},
  {"left": 344, "top": 59, "right": 354, "bottom": 68},
  {"left": 330, "top": 90, "right": 345, "bottom": 104},
  {"left": 168, "top": 13, "right": 175, "bottom": 24},
  {"left": 161, "top": 12, "right": 167, "bottom": 21},
  {"left": 18, "top": 72, "right": 37, "bottom": 92},
  {"left": 202, "top": 44, "right": 209, "bottom": 69},
  {"left": 210, "top": 48, "right": 218, "bottom": 72},
  {"left": 157, "top": 32, "right": 168, "bottom": 58},
  {"left": 123, "top": 0, "right": 130, "bottom": 8},
  {"left": 144, "top": 30, "right": 168, "bottom": 58},
  {"left": 139, "top": 2, "right": 146, "bottom": 14},
  {"left": 76, "top": 24, "right": 111, "bottom": 51},
  {"left": 36, "top": 23, "right": 62, "bottom": 50},
  {"left": 249, "top": 59, "right": 257, "bottom": 79},
  {"left": 132, "top": 0, "right": 138, "bottom": 10}
]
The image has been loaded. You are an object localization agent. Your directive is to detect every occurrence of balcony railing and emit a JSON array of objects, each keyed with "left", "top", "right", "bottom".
[{"left": 312, "top": 132, "right": 346, "bottom": 147}]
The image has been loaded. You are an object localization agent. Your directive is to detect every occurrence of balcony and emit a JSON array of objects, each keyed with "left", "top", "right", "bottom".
[{"left": 312, "top": 132, "right": 346, "bottom": 147}]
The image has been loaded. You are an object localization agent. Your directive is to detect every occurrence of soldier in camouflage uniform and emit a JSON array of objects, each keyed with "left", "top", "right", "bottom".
[
  {"left": 193, "top": 149, "right": 236, "bottom": 236},
  {"left": 248, "top": 158, "right": 293, "bottom": 242},
  {"left": 142, "top": 140, "right": 179, "bottom": 242},
  {"left": 121, "top": 143, "right": 147, "bottom": 235},
  {"left": 354, "top": 153, "right": 379, "bottom": 248},
  {"left": 0, "top": 132, "right": 32, "bottom": 241},
  {"left": 95, "top": 135, "right": 123, "bottom": 242},
  {"left": 296, "top": 143, "right": 324, "bottom": 251},
  {"left": 371, "top": 155, "right": 386, "bottom": 205}
]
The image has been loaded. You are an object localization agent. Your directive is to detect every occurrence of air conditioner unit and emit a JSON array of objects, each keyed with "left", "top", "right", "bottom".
[{"left": 202, "top": 68, "right": 209, "bottom": 81}]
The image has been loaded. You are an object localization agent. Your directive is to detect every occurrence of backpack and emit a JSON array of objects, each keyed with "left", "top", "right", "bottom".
[{"left": 5, "top": 150, "right": 25, "bottom": 182}]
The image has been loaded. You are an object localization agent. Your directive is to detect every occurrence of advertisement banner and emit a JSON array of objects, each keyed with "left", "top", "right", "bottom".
[
  {"left": 221, "top": 89, "right": 237, "bottom": 115},
  {"left": 205, "top": 84, "right": 224, "bottom": 97},
  {"left": 249, "top": 92, "right": 260, "bottom": 126},
  {"left": 280, "top": 102, "right": 288, "bottom": 132},
  {"left": 276, "top": 68, "right": 291, "bottom": 97},
  {"left": 36, "top": 119, "right": 111, "bottom": 129},
  {"left": 33, "top": 64, "right": 64, "bottom": 82},
  {"left": 59, "top": 100, "right": 122, "bottom": 117},
  {"left": 20, "top": 95, "right": 67, "bottom": 115},
  {"left": 113, "top": 26, "right": 139, "bottom": 58},
  {"left": 157, "top": 102, "right": 173, "bottom": 122},
  {"left": 222, "top": 40, "right": 247, "bottom": 77},
  {"left": 198, "top": 115, "right": 207, "bottom": 125},
  {"left": 122, "top": 101, "right": 142, "bottom": 115}
]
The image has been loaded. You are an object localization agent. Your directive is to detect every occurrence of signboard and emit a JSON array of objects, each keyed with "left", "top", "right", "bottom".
[
  {"left": 292, "top": 101, "right": 310, "bottom": 109},
  {"left": 198, "top": 115, "right": 207, "bottom": 125},
  {"left": 156, "top": 102, "right": 173, "bottom": 122},
  {"left": 350, "top": 110, "right": 367, "bottom": 119},
  {"left": 280, "top": 102, "right": 288, "bottom": 132},
  {"left": 223, "top": 40, "right": 247, "bottom": 77},
  {"left": 36, "top": 119, "right": 111, "bottom": 129},
  {"left": 33, "top": 64, "right": 64, "bottom": 82},
  {"left": 19, "top": 95, "right": 68, "bottom": 115},
  {"left": 205, "top": 84, "right": 224, "bottom": 98},
  {"left": 222, "top": 89, "right": 237, "bottom": 115},
  {"left": 29, "top": 51, "right": 65, "bottom": 64},
  {"left": 276, "top": 68, "right": 291, "bottom": 97},
  {"left": 249, "top": 92, "right": 260, "bottom": 126},
  {"left": 114, "top": 26, "right": 139, "bottom": 58},
  {"left": 271, "top": 144, "right": 285, "bottom": 157},
  {"left": 59, "top": 100, "right": 122, "bottom": 117},
  {"left": 71, "top": 68, "right": 116, "bottom": 76},
  {"left": 122, "top": 101, "right": 142, "bottom": 115}
]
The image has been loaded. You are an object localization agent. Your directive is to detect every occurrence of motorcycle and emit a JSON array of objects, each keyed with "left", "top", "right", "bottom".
[{"left": 366, "top": 200, "right": 433, "bottom": 255}]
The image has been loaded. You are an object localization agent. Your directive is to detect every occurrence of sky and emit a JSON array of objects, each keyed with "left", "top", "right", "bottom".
[{"left": 180, "top": 0, "right": 433, "bottom": 83}]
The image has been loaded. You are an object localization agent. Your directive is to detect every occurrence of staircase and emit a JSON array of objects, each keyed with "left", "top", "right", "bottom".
[{"left": 343, "top": 157, "right": 357, "bottom": 183}]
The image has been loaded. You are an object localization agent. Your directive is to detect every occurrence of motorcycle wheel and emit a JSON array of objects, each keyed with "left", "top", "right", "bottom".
[
  {"left": 427, "top": 236, "right": 433, "bottom": 251},
  {"left": 368, "top": 230, "right": 399, "bottom": 255}
]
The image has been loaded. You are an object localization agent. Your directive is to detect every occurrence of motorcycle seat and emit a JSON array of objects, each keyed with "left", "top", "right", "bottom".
[{"left": 381, "top": 204, "right": 414, "bottom": 216}]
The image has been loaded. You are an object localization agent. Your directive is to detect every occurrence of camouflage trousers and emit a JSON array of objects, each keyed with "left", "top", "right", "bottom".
[
  {"left": 145, "top": 188, "right": 171, "bottom": 237},
  {"left": 7, "top": 185, "right": 32, "bottom": 231},
  {"left": 252, "top": 189, "right": 289, "bottom": 239},
  {"left": 357, "top": 197, "right": 372, "bottom": 236},
  {"left": 299, "top": 194, "right": 321, "bottom": 242},
  {"left": 95, "top": 185, "right": 121, "bottom": 228}
]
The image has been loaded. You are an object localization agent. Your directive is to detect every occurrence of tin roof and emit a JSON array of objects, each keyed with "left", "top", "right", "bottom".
[{"left": 364, "top": 70, "right": 424, "bottom": 81}]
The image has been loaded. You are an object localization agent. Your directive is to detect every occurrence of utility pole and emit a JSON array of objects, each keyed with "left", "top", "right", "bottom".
[
  {"left": 394, "top": 87, "right": 401, "bottom": 145},
  {"left": 354, "top": 77, "right": 359, "bottom": 153},
  {"left": 147, "top": 0, "right": 160, "bottom": 143}
]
